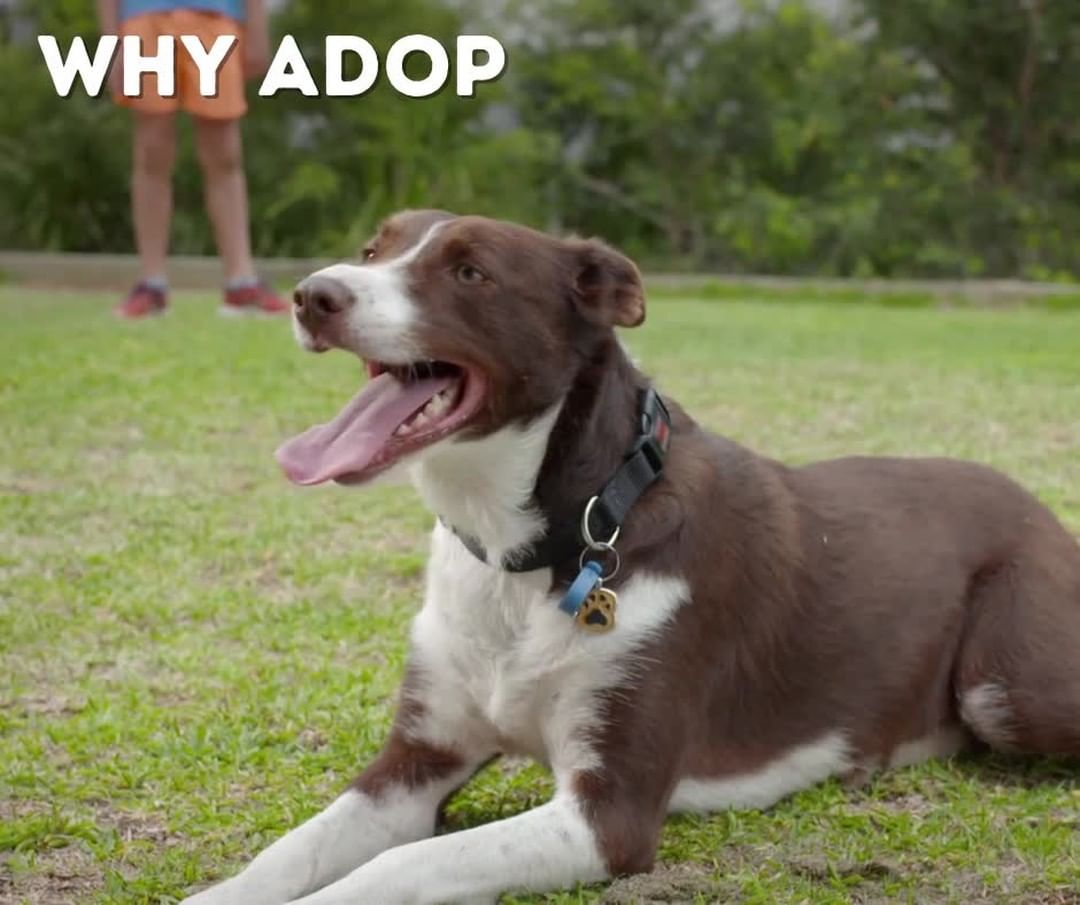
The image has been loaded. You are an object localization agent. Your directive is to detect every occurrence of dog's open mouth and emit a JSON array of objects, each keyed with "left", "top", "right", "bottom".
[{"left": 275, "top": 359, "right": 487, "bottom": 485}]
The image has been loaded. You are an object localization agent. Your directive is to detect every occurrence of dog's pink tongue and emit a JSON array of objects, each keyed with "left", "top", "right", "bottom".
[{"left": 276, "top": 372, "right": 451, "bottom": 485}]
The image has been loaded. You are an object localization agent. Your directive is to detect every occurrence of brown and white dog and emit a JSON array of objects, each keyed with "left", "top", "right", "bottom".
[{"left": 183, "top": 210, "right": 1080, "bottom": 905}]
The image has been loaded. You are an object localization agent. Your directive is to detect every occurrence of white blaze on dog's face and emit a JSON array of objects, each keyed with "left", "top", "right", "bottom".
[{"left": 276, "top": 210, "right": 646, "bottom": 488}]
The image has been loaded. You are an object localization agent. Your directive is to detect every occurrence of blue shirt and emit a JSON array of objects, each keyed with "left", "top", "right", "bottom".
[{"left": 120, "top": 0, "right": 246, "bottom": 23}]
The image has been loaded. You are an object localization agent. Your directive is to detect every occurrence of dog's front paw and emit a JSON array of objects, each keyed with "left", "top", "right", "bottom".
[
  {"left": 179, "top": 874, "right": 278, "bottom": 905},
  {"left": 178, "top": 882, "right": 238, "bottom": 905},
  {"left": 178, "top": 887, "right": 230, "bottom": 905}
]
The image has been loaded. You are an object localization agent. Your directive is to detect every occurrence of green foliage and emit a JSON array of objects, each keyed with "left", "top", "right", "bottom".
[
  {"left": 1, "top": 0, "right": 1078, "bottom": 278},
  {"left": 858, "top": 0, "right": 1080, "bottom": 277},
  {"left": 240, "top": 0, "right": 559, "bottom": 255},
  {"left": 0, "top": 3, "right": 130, "bottom": 252}
]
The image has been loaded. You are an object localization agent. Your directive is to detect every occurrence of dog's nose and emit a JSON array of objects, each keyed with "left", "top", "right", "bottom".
[{"left": 293, "top": 274, "right": 354, "bottom": 324}]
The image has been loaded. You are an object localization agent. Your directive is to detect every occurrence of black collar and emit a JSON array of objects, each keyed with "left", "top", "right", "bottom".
[{"left": 447, "top": 388, "right": 672, "bottom": 573}]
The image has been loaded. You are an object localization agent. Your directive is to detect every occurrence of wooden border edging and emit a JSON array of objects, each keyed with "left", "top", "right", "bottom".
[{"left": 1, "top": 251, "right": 1076, "bottom": 302}]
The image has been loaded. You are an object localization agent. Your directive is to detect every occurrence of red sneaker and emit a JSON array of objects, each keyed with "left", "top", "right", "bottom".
[
  {"left": 220, "top": 281, "right": 290, "bottom": 317},
  {"left": 114, "top": 282, "right": 168, "bottom": 319}
]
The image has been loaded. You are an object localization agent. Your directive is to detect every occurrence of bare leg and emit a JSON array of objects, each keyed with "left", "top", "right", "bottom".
[
  {"left": 193, "top": 116, "right": 257, "bottom": 283},
  {"left": 131, "top": 112, "right": 176, "bottom": 281}
]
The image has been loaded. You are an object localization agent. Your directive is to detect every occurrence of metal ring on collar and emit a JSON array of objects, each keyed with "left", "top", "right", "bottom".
[
  {"left": 579, "top": 542, "right": 620, "bottom": 583},
  {"left": 581, "top": 495, "right": 620, "bottom": 550}
]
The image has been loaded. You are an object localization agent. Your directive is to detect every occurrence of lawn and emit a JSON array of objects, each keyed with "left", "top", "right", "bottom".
[{"left": 2, "top": 288, "right": 1079, "bottom": 905}]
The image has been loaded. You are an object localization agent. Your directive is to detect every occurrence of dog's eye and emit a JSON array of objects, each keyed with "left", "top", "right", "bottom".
[
  {"left": 361, "top": 247, "right": 376, "bottom": 261},
  {"left": 456, "top": 263, "right": 487, "bottom": 285}
]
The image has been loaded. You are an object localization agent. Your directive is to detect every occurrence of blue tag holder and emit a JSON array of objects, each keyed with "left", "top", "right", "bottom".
[{"left": 558, "top": 560, "right": 603, "bottom": 617}]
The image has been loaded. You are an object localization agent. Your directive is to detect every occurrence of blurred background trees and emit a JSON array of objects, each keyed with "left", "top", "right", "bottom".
[{"left": 1, "top": 0, "right": 1077, "bottom": 278}]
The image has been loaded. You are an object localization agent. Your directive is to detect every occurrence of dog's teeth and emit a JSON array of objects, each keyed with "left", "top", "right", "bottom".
[
  {"left": 438, "top": 382, "right": 460, "bottom": 407},
  {"left": 423, "top": 391, "right": 453, "bottom": 418},
  {"left": 395, "top": 381, "right": 463, "bottom": 439}
]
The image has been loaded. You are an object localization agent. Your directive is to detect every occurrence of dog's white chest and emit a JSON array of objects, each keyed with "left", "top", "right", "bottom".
[
  {"left": 411, "top": 527, "right": 583, "bottom": 761},
  {"left": 407, "top": 524, "right": 691, "bottom": 771}
]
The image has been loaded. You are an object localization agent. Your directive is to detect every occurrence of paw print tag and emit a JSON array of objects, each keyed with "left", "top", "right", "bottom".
[{"left": 575, "top": 587, "right": 617, "bottom": 633}]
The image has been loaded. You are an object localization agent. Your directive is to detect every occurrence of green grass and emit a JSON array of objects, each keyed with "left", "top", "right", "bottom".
[
  {"left": 646, "top": 278, "right": 1080, "bottom": 312},
  {"left": 1, "top": 288, "right": 1078, "bottom": 904}
]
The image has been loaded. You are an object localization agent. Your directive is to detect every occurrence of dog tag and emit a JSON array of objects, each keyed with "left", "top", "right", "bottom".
[{"left": 575, "top": 586, "right": 617, "bottom": 633}]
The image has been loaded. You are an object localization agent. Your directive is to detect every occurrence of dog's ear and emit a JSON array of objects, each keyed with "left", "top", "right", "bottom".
[{"left": 569, "top": 239, "right": 646, "bottom": 328}]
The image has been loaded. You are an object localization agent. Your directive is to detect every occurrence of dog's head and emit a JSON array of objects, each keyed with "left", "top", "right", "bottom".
[{"left": 276, "top": 210, "right": 645, "bottom": 487}]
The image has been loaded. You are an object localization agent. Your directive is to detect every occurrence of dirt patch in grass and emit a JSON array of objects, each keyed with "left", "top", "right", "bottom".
[
  {"left": 0, "top": 844, "right": 103, "bottom": 905},
  {"left": 91, "top": 804, "right": 174, "bottom": 847},
  {"left": 0, "top": 799, "right": 175, "bottom": 905},
  {"left": 846, "top": 789, "right": 938, "bottom": 819},
  {"left": 600, "top": 863, "right": 723, "bottom": 903},
  {"left": 788, "top": 855, "right": 932, "bottom": 904},
  {"left": 601, "top": 841, "right": 1079, "bottom": 904},
  {"left": 0, "top": 474, "right": 64, "bottom": 495},
  {"left": 3, "top": 692, "right": 87, "bottom": 719}
]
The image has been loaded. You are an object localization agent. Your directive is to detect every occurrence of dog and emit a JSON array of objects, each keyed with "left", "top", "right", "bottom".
[{"left": 182, "top": 210, "right": 1080, "bottom": 905}]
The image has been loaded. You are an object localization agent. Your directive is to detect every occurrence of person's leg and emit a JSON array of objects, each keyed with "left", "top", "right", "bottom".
[
  {"left": 193, "top": 114, "right": 287, "bottom": 315},
  {"left": 193, "top": 116, "right": 256, "bottom": 284},
  {"left": 112, "top": 11, "right": 180, "bottom": 317},
  {"left": 115, "top": 110, "right": 176, "bottom": 318},
  {"left": 132, "top": 111, "right": 177, "bottom": 284},
  {"left": 179, "top": 10, "right": 285, "bottom": 314}
]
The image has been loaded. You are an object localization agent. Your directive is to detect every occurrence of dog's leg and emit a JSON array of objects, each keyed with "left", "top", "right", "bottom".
[
  {"left": 955, "top": 529, "right": 1080, "bottom": 755},
  {"left": 281, "top": 792, "right": 606, "bottom": 905},
  {"left": 277, "top": 765, "right": 671, "bottom": 905},
  {"left": 180, "top": 729, "right": 489, "bottom": 905}
]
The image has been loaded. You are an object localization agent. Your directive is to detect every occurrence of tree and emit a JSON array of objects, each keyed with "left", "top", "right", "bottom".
[{"left": 857, "top": 0, "right": 1080, "bottom": 277}]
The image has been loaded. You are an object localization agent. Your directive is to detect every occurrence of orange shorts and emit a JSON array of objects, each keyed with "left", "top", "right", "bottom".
[{"left": 115, "top": 9, "right": 247, "bottom": 120}]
